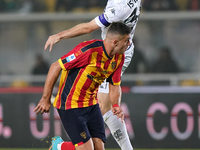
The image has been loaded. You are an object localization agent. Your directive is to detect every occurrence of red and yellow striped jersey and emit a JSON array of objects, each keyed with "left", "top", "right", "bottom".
[{"left": 53, "top": 39, "right": 124, "bottom": 110}]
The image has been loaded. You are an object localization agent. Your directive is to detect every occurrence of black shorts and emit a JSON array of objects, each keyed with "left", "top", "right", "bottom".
[{"left": 57, "top": 104, "right": 106, "bottom": 146}]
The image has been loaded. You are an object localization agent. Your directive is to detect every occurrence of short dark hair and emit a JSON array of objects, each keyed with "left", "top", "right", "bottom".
[{"left": 107, "top": 22, "right": 131, "bottom": 35}]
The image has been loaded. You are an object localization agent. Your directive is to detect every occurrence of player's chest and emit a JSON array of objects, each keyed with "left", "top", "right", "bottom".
[
  {"left": 87, "top": 56, "right": 118, "bottom": 77},
  {"left": 98, "top": 59, "right": 117, "bottom": 75}
]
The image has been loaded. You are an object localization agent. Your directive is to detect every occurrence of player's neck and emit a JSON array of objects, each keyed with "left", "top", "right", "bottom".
[{"left": 103, "top": 41, "right": 115, "bottom": 58}]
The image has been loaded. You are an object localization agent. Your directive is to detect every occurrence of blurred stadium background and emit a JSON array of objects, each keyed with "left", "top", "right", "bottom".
[
  {"left": 0, "top": 149, "right": 200, "bottom": 150},
  {"left": 1, "top": 0, "right": 200, "bottom": 149}
]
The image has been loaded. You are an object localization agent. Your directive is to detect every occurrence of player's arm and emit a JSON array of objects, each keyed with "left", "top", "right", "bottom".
[
  {"left": 45, "top": 19, "right": 100, "bottom": 52},
  {"left": 109, "top": 84, "right": 124, "bottom": 123},
  {"left": 34, "top": 61, "right": 61, "bottom": 114},
  {"left": 107, "top": 54, "right": 124, "bottom": 122}
]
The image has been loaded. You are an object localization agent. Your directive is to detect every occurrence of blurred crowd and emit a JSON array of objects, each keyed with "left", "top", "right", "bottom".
[
  {"left": 0, "top": 0, "right": 200, "bottom": 13},
  {"left": 30, "top": 38, "right": 180, "bottom": 75},
  {"left": 0, "top": 0, "right": 107, "bottom": 13},
  {"left": 125, "top": 38, "right": 180, "bottom": 74},
  {"left": 143, "top": 0, "right": 200, "bottom": 11}
]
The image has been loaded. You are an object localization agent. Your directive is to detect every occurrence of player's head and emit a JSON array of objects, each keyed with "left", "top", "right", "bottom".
[
  {"left": 105, "top": 22, "right": 131, "bottom": 55},
  {"left": 107, "top": 22, "right": 131, "bottom": 37}
]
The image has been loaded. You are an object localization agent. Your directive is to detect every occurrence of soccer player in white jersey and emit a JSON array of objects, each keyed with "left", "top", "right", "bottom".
[{"left": 45, "top": 0, "right": 141, "bottom": 149}]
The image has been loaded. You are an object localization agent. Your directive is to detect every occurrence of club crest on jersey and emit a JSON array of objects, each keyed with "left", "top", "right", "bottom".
[
  {"left": 111, "top": 62, "right": 117, "bottom": 69},
  {"left": 66, "top": 54, "right": 76, "bottom": 62}
]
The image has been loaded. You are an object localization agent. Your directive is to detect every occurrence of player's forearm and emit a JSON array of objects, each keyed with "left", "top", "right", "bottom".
[
  {"left": 57, "top": 19, "right": 99, "bottom": 40},
  {"left": 109, "top": 84, "right": 121, "bottom": 106},
  {"left": 57, "top": 23, "right": 93, "bottom": 40},
  {"left": 42, "top": 62, "right": 61, "bottom": 101}
]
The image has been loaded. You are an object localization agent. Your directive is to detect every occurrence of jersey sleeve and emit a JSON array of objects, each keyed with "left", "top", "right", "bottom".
[
  {"left": 122, "top": 43, "right": 134, "bottom": 74},
  {"left": 94, "top": 4, "right": 127, "bottom": 28},
  {"left": 107, "top": 54, "right": 124, "bottom": 85},
  {"left": 58, "top": 42, "right": 91, "bottom": 71},
  {"left": 95, "top": 13, "right": 111, "bottom": 28}
]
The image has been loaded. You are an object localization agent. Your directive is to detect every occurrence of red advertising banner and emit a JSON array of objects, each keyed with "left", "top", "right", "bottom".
[{"left": 0, "top": 85, "right": 200, "bottom": 148}]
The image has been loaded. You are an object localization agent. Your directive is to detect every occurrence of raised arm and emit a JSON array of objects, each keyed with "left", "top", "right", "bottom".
[
  {"left": 109, "top": 84, "right": 124, "bottom": 122},
  {"left": 45, "top": 19, "right": 100, "bottom": 52},
  {"left": 34, "top": 61, "right": 61, "bottom": 114}
]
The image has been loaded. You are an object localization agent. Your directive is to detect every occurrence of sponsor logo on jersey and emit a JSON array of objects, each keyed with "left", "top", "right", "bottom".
[
  {"left": 101, "top": 70, "right": 108, "bottom": 75},
  {"left": 98, "top": 61, "right": 105, "bottom": 63},
  {"left": 75, "top": 50, "right": 82, "bottom": 57},
  {"left": 87, "top": 74, "right": 106, "bottom": 84},
  {"left": 66, "top": 54, "right": 76, "bottom": 62},
  {"left": 111, "top": 8, "right": 115, "bottom": 15}
]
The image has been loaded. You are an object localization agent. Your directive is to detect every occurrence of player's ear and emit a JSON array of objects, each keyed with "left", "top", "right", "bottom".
[{"left": 113, "top": 39, "right": 118, "bottom": 47}]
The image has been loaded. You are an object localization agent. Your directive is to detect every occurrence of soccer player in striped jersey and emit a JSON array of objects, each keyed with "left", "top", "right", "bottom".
[
  {"left": 45, "top": 0, "right": 141, "bottom": 149},
  {"left": 34, "top": 22, "right": 131, "bottom": 150}
]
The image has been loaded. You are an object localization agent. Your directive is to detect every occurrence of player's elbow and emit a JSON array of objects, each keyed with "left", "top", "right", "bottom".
[
  {"left": 83, "top": 26, "right": 94, "bottom": 34},
  {"left": 81, "top": 22, "right": 97, "bottom": 34},
  {"left": 51, "top": 61, "right": 62, "bottom": 73}
]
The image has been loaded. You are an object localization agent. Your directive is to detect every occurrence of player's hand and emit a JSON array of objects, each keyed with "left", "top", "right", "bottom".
[
  {"left": 44, "top": 34, "right": 61, "bottom": 52},
  {"left": 34, "top": 98, "right": 51, "bottom": 114},
  {"left": 111, "top": 106, "right": 124, "bottom": 123}
]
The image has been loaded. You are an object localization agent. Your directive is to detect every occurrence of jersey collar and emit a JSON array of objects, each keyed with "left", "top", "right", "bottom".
[{"left": 102, "top": 42, "right": 112, "bottom": 60}]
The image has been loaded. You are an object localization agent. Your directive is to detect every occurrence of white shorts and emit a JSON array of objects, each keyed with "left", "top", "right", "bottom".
[{"left": 98, "top": 79, "right": 109, "bottom": 94}]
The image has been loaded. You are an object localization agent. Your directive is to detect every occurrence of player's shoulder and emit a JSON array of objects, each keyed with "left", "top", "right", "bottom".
[
  {"left": 79, "top": 39, "right": 104, "bottom": 52},
  {"left": 106, "top": 0, "right": 141, "bottom": 10},
  {"left": 104, "top": 0, "right": 141, "bottom": 21},
  {"left": 81, "top": 39, "right": 103, "bottom": 45}
]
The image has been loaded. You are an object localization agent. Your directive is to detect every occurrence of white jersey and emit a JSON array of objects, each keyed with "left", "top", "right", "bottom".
[
  {"left": 95, "top": 0, "right": 141, "bottom": 93},
  {"left": 95, "top": 0, "right": 141, "bottom": 41}
]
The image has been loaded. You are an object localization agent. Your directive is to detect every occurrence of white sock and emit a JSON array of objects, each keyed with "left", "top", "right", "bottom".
[
  {"left": 50, "top": 95, "right": 55, "bottom": 105},
  {"left": 103, "top": 110, "right": 133, "bottom": 150},
  {"left": 57, "top": 142, "right": 63, "bottom": 150}
]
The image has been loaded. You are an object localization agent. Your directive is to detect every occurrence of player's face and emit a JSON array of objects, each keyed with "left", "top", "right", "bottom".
[{"left": 115, "top": 34, "right": 131, "bottom": 54}]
